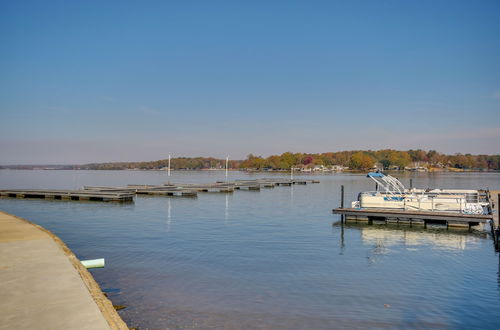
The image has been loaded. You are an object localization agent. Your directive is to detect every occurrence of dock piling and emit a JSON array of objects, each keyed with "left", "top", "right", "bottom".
[
  {"left": 341, "top": 185, "right": 344, "bottom": 208},
  {"left": 341, "top": 185, "right": 345, "bottom": 223}
]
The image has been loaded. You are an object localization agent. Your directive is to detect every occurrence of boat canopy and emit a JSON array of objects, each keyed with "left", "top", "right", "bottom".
[
  {"left": 367, "top": 172, "right": 384, "bottom": 178},
  {"left": 367, "top": 172, "right": 406, "bottom": 195}
]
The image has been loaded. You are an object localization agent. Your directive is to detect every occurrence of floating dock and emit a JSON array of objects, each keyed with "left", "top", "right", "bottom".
[
  {"left": 232, "top": 178, "right": 319, "bottom": 187},
  {"left": 125, "top": 185, "right": 200, "bottom": 196},
  {"left": 88, "top": 178, "right": 320, "bottom": 195},
  {"left": 1, "top": 178, "right": 320, "bottom": 203},
  {"left": 149, "top": 183, "right": 235, "bottom": 193},
  {"left": 333, "top": 207, "right": 493, "bottom": 229},
  {"left": 0, "top": 189, "right": 135, "bottom": 202}
]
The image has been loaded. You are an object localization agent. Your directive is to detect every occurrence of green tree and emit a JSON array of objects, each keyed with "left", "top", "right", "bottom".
[{"left": 388, "top": 151, "right": 411, "bottom": 169}]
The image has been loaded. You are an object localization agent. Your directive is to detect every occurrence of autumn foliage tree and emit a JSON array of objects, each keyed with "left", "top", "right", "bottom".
[
  {"left": 349, "top": 152, "right": 376, "bottom": 170},
  {"left": 81, "top": 150, "right": 500, "bottom": 171}
]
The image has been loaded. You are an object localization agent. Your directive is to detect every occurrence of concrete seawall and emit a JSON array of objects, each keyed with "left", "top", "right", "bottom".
[{"left": 0, "top": 211, "right": 128, "bottom": 329}]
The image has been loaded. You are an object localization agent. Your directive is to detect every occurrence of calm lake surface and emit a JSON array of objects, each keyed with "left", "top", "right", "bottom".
[{"left": 1, "top": 170, "right": 500, "bottom": 329}]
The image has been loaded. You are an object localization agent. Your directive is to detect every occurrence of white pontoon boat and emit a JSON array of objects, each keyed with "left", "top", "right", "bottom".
[{"left": 351, "top": 172, "right": 488, "bottom": 215}]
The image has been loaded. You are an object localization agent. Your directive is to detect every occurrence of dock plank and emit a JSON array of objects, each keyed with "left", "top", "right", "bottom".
[
  {"left": 0, "top": 189, "right": 134, "bottom": 202},
  {"left": 333, "top": 207, "right": 493, "bottom": 223}
]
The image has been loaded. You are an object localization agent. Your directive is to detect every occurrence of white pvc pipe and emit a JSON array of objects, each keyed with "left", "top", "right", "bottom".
[{"left": 81, "top": 258, "right": 105, "bottom": 269}]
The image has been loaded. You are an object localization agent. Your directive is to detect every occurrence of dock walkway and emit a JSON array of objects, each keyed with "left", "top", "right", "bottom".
[
  {"left": 0, "top": 189, "right": 134, "bottom": 202},
  {"left": 333, "top": 207, "right": 493, "bottom": 229},
  {"left": 1, "top": 179, "right": 320, "bottom": 203},
  {"left": 0, "top": 211, "right": 127, "bottom": 330},
  {"left": 85, "top": 179, "right": 321, "bottom": 196}
]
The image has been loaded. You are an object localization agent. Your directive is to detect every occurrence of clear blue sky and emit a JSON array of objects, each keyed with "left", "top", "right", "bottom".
[{"left": 1, "top": 0, "right": 499, "bottom": 164}]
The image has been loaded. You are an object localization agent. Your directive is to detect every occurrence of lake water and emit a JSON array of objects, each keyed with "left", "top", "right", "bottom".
[{"left": 1, "top": 170, "right": 499, "bottom": 329}]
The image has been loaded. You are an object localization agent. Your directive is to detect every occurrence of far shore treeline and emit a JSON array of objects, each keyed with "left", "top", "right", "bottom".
[
  {"left": 5, "top": 149, "right": 499, "bottom": 171},
  {"left": 82, "top": 150, "right": 500, "bottom": 171}
]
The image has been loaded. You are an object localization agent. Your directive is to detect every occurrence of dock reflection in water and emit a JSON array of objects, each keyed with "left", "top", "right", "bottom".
[{"left": 359, "top": 226, "right": 485, "bottom": 251}]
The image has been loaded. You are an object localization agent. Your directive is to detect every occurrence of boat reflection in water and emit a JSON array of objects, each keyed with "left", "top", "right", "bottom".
[
  {"left": 358, "top": 225, "right": 485, "bottom": 251},
  {"left": 335, "top": 222, "right": 491, "bottom": 266}
]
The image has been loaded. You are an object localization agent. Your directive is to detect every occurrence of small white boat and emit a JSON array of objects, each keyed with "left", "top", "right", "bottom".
[{"left": 351, "top": 172, "right": 488, "bottom": 215}]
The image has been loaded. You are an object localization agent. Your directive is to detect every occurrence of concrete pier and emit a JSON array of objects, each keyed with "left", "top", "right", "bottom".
[{"left": 0, "top": 211, "right": 127, "bottom": 330}]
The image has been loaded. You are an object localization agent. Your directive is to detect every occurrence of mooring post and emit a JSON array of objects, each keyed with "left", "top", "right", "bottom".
[
  {"left": 341, "top": 185, "right": 345, "bottom": 223},
  {"left": 492, "top": 224, "right": 499, "bottom": 250},
  {"left": 341, "top": 185, "right": 344, "bottom": 208},
  {"left": 496, "top": 228, "right": 500, "bottom": 251}
]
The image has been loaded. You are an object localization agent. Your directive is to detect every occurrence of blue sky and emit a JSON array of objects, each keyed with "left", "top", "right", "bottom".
[{"left": 1, "top": 0, "right": 499, "bottom": 164}]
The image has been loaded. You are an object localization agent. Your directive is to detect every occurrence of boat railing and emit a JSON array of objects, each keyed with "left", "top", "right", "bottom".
[
  {"left": 362, "top": 190, "right": 480, "bottom": 202},
  {"left": 359, "top": 191, "right": 486, "bottom": 214}
]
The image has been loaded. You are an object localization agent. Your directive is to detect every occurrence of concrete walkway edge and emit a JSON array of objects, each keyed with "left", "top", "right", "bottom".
[{"left": 0, "top": 211, "right": 128, "bottom": 329}]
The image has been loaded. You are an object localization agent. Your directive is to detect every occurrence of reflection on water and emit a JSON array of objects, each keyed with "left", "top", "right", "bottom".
[
  {"left": 498, "top": 254, "right": 500, "bottom": 293},
  {"left": 225, "top": 193, "right": 229, "bottom": 222},
  {"left": 339, "top": 221, "right": 345, "bottom": 255},
  {"left": 166, "top": 198, "right": 172, "bottom": 232},
  {"left": 359, "top": 226, "right": 484, "bottom": 251},
  {"left": 1, "top": 170, "right": 500, "bottom": 329},
  {"left": 338, "top": 224, "right": 489, "bottom": 266}
]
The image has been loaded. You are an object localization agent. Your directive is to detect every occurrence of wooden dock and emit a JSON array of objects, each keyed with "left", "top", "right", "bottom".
[
  {"left": 233, "top": 178, "right": 320, "bottom": 187},
  {"left": 84, "top": 179, "right": 321, "bottom": 197},
  {"left": 131, "top": 186, "right": 198, "bottom": 197},
  {"left": 0, "top": 189, "right": 134, "bottom": 202},
  {"left": 137, "top": 178, "right": 320, "bottom": 193},
  {"left": 488, "top": 190, "right": 500, "bottom": 249},
  {"left": 158, "top": 183, "right": 235, "bottom": 193},
  {"left": 84, "top": 185, "right": 199, "bottom": 197},
  {"left": 333, "top": 207, "right": 493, "bottom": 229},
  {"left": 0, "top": 178, "right": 320, "bottom": 204}
]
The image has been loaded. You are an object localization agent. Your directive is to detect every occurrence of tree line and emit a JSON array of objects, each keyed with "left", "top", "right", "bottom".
[
  {"left": 77, "top": 149, "right": 500, "bottom": 171},
  {"left": 239, "top": 150, "right": 500, "bottom": 170}
]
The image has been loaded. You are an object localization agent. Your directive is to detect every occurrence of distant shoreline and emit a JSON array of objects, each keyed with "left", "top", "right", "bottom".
[
  {"left": 2, "top": 149, "right": 499, "bottom": 172},
  {"left": 1, "top": 167, "right": 499, "bottom": 173}
]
